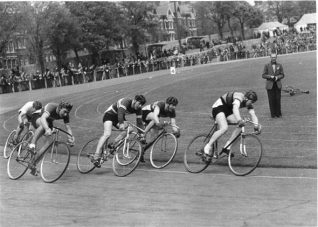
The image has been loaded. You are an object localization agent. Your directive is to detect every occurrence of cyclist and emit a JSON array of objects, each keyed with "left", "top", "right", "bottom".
[
  {"left": 140, "top": 97, "right": 181, "bottom": 162},
  {"left": 13, "top": 101, "right": 42, "bottom": 144},
  {"left": 27, "top": 101, "right": 74, "bottom": 175},
  {"left": 203, "top": 90, "right": 260, "bottom": 162},
  {"left": 91, "top": 95, "right": 146, "bottom": 167}
]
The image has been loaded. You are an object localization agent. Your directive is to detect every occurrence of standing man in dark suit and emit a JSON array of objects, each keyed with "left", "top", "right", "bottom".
[{"left": 262, "top": 53, "right": 285, "bottom": 118}]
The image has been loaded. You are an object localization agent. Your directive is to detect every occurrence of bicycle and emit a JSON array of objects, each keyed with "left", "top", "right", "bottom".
[
  {"left": 282, "top": 85, "right": 309, "bottom": 96},
  {"left": 7, "top": 127, "right": 72, "bottom": 183},
  {"left": 3, "top": 123, "right": 34, "bottom": 159},
  {"left": 184, "top": 118, "right": 263, "bottom": 176},
  {"left": 77, "top": 122, "right": 143, "bottom": 177},
  {"left": 126, "top": 121, "right": 179, "bottom": 169}
]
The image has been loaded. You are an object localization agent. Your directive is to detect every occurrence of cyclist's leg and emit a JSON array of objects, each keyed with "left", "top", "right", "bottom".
[
  {"left": 28, "top": 125, "right": 45, "bottom": 150},
  {"left": 223, "top": 114, "right": 241, "bottom": 151},
  {"left": 204, "top": 112, "right": 228, "bottom": 155},
  {"left": 94, "top": 120, "right": 112, "bottom": 159},
  {"left": 13, "top": 114, "right": 27, "bottom": 143}
]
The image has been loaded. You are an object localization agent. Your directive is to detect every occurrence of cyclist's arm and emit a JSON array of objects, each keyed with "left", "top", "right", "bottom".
[
  {"left": 170, "top": 118, "right": 177, "bottom": 131},
  {"left": 232, "top": 100, "right": 242, "bottom": 122},
  {"left": 64, "top": 123, "right": 74, "bottom": 142},
  {"left": 143, "top": 106, "right": 160, "bottom": 134},
  {"left": 248, "top": 108, "right": 258, "bottom": 126},
  {"left": 40, "top": 112, "right": 51, "bottom": 132},
  {"left": 18, "top": 112, "right": 27, "bottom": 125},
  {"left": 117, "top": 107, "right": 126, "bottom": 126}
]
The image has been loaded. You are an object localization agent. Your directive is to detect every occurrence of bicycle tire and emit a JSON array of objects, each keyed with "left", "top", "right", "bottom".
[
  {"left": 150, "top": 132, "right": 178, "bottom": 169},
  {"left": 77, "top": 138, "right": 98, "bottom": 174},
  {"left": 7, "top": 141, "right": 32, "bottom": 180},
  {"left": 112, "top": 138, "right": 142, "bottom": 177},
  {"left": 22, "top": 131, "right": 34, "bottom": 143},
  {"left": 184, "top": 133, "right": 213, "bottom": 173},
  {"left": 40, "top": 141, "right": 70, "bottom": 183},
  {"left": 3, "top": 130, "right": 16, "bottom": 159},
  {"left": 228, "top": 134, "right": 263, "bottom": 176}
]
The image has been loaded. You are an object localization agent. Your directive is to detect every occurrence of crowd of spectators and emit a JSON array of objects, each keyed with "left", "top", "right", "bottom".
[{"left": 1, "top": 27, "right": 316, "bottom": 94}]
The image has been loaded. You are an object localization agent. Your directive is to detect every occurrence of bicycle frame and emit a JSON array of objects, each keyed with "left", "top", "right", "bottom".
[
  {"left": 205, "top": 118, "right": 260, "bottom": 157},
  {"left": 222, "top": 119, "right": 261, "bottom": 156},
  {"left": 124, "top": 121, "right": 169, "bottom": 152},
  {"left": 31, "top": 127, "right": 72, "bottom": 166}
]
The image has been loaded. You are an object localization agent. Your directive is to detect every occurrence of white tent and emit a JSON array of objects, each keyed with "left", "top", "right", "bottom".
[
  {"left": 294, "top": 13, "right": 317, "bottom": 32},
  {"left": 255, "top": 21, "right": 289, "bottom": 37}
]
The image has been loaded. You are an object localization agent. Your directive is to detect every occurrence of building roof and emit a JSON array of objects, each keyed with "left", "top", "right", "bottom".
[{"left": 294, "top": 13, "right": 317, "bottom": 27}]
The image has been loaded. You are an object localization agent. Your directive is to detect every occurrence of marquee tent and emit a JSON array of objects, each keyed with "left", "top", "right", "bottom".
[
  {"left": 294, "top": 13, "right": 316, "bottom": 32},
  {"left": 255, "top": 21, "right": 289, "bottom": 36}
]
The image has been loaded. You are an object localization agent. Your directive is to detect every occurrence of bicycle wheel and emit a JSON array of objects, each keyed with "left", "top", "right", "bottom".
[
  {"left": 184, "top": 133, "right": 214, "bottom": 173},
  {"left": 3, "top": 130, "right": 16, "bottom": 159},
  {"left": 40, "top": 141, "right": 70, "bottom": 183},
  {"left": 112, "top": 138, "right": 142, "bottom": 177},
  {"left": 7, "top": 141, "right": 32, "bottom": 180},
  {"left": 228, "top": 134, "right": 263, "bottom": 176},
  {"left": 150, "top": 132, "right": 178, "bottom": 169},
  {"left": 77, "top": 138, "right": 98, "bottom": 174},
  {"left": 22, "top": 130, "right": 34, "bottom": 143}
]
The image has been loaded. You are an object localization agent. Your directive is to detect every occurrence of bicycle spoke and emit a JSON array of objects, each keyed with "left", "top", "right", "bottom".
[
  {"left": 184, "top": 134, "right": 212, "bottom": 173},
  {"left": 150, "top": 133, "right": 178, "bottom": 169},
  {"left": 7, "top": 141, "right": 31, "bottom": 180},
  {"left": 77, "top": 138, "right": 98, "bottom": 174},
  {"left": 112, "top": 138, "right": 142, "bottom": 177},
  {"left": 40, "top": 142, "right": 70, "bottom": 183},
  {"left": 228, "top": 134, "right": 263, "bottom": 176}
]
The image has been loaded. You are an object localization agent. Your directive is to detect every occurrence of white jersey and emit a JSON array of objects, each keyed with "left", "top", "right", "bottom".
[{"left": 18, "top": 101, "right": 36, "bottom": 118}]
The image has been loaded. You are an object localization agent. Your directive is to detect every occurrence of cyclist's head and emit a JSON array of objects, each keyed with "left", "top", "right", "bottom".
[
  {"left": 134, "top": 95, "right": 146, "bottom": 106},
  {"left": 58, "top": 101, "right": 73, "bottom": 112},
  {"left": 166, "top": 96, "right": 178, "bottom": 106},
  {"left": 245, "top": 90, "right": 257, "bottom": 103},
  {"left": 32, "top": 101, "right": 42, "bottom": 110}
]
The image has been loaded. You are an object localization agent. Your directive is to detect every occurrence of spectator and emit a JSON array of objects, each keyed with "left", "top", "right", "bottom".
[{"left": 262, "top": 53, "right": 285, "bottom": 118}]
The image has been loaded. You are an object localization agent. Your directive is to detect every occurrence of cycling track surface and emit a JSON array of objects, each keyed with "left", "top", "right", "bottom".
[{"left": 0, "top": 52, "right": 317, "bottom": 226}]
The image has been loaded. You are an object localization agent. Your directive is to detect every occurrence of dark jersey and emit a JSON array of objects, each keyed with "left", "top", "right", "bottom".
[
  {"left": 105, "top": 98, "right": 142, "bottom": 124},
  {"left": 143, "top": 101, "right": 176, "bottom": 118},
  {"left": 220, "top": 92, "right": 253, "bottom": 110},
  {"left": 43, "top": 103, "right": 70, "bottom": 124}
]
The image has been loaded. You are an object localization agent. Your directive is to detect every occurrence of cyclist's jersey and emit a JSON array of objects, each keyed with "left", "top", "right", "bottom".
[
  {"left": 142, "top": 101, "right": 176, "bottom": 118},
  {"left": 105, "top": 98, "right": 142, "bottom": 124},
  {"left": 218, "top": 92, "right": 253, "bottom": 110},
  {"left": 18, "top": 101, "right": 37, "bottom": 119},
  {"left": 42, "top": 103, "right": 70, "bottom": 124}
]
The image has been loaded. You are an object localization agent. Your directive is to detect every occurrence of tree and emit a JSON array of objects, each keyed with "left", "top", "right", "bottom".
[
  {"left": 66, "top": 2, "right": 126, "bottom": 65},
  {"left": 120, "top": 2, "right": 159, "bottom": 56},
  {"left": 0, "top": 2, "right": 24, "bottom": 60},
  {"left": 232, "top": 1, "right": 262, "bottom": 40},
  {"left": 193, "top": 2, "right": 216, "bottom": 36},
  {"left": 18, "top": 2, "right": 52, "bottom": 73},
  {"left": 44, "top": 3, "right": 81, "bottom": 70}
]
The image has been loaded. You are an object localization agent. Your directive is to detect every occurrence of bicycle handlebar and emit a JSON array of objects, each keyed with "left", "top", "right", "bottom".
[{"left": 52, "top": 127, "right": 73, "bottom": 137}]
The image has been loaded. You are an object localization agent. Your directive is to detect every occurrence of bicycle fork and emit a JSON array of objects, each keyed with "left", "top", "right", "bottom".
[
  {"left": 122, "top": 128, "right": 131, "bottom": 158},
  {"left": 240, "top": 127, "right": 247, "bottom": 157}
]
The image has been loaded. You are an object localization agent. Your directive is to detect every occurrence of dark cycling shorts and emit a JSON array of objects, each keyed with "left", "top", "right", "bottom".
[
  {"left": 29, "top": 113, "right": 42, "bottom": 129},
  {"left": 212, "top": 105, "right": 233, "bottom": 119},
  {"left": 141, "top": 110, "right": 152, "bottom": 125},
  {"left": 103, "top": 112, "right": 126, "bottom": 129}
]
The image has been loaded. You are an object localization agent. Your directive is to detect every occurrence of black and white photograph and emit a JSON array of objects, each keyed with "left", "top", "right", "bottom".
[{"left": 0, "top": 1, "right": 317, "bottom": 226}]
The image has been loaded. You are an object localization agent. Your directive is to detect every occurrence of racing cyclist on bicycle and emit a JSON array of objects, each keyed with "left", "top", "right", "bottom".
[
  {"left": 140, "top": 96, "right": 181, "bottom": 162},
  {"left": 91, "top": 95, "right": 146, "bottom": 168},
  {"left": 27, "top": 101, "right": 74, "bottom": 175},
  {"left": 203, "top": 90, "right": 260, "bottom": 162},
  {"left": 13, "top": 101, "right": 42, "bottom": 144}
]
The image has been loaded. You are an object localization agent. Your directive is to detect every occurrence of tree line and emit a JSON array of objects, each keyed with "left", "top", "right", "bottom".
[{"left": 0, "top": 1, "right": 316, "bottom": 74}]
